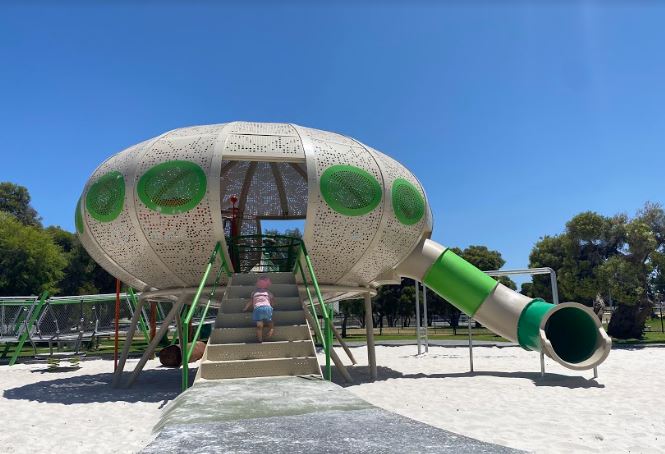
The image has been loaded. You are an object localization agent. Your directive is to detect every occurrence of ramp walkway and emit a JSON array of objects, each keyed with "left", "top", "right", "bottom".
[{"left": 142, "top": 376, "right": 520, "bottom": 453}]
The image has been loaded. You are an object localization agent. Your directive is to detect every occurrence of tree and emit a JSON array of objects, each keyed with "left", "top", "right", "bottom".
[
  {"left": 338, "top": 298, "right": 364, "bottom": 337},
  {"left": 0, "top": 213, "right": 65, "bottom": 295},
  {"left": 527, "top": 203, "right": 665, "bottom": 339},
  {"left": 47, "top": 226, "right": 115, "bottom": 295},
  {"left": 0, "top": 182, "right": 42, "bottom": 227}
]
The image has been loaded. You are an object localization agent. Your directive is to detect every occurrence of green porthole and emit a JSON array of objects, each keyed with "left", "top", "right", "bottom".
[
  {"left": 320, "top": 165, "right": 382, "bottom": 216},
  {"left": 137, "top": 160, "right": 207, "bottom": 214},
  {"left": 86, "top": 171, "right": 125, "bottom": 222},
  {"left": 392, "top": 178, "right": 425, "bottom": 225},
  {"left": 75, "top": 196, "right": 84, "bottom": 234}
]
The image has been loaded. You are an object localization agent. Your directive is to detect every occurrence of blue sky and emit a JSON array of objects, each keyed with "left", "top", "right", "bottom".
[{"left": 1, "top": 2, "right": 664, "bottom": 278}]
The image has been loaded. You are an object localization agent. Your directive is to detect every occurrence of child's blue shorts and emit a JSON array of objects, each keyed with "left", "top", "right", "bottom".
[{"left": 252, "top": 306, "right": 273, "bottom": 322}]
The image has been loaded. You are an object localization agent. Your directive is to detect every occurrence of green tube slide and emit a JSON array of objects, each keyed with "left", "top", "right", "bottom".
[{"left": 397, "top": 239, "right": 611, "bottom": 370}]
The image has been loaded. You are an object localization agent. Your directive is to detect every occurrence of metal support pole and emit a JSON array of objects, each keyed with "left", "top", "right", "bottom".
[
  {"left": 114, "top": 279, "right": 120, "bottom": 372},
  {"left": 540, "top": 352, "right": 545, "bottom": 377},
  {"left": 423, "top": 283, "right": 429, "bottom": 353},
  {"left": 593, "top": 367, "right": 598, "bottom": 379},
  {"left": 468, "top": 318, "right": 474, "bottom": 372},
  {"left": 113, "top": 295, "right": 146, "bottom": 387},
  {"left": 364, "top": 292, "right": 377, "bottom": 381},
  {"left": 415, "top": 280, "right": 422, "bottom": 355}
]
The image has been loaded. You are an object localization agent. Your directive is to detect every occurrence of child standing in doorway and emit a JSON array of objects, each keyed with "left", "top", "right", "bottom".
[{"left": 243, "top": 276, "right": 275, "bottom": 343}]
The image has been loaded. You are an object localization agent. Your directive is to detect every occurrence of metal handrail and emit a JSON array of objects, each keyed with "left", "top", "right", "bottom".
[
  {"left": 181, "top": 242, "right": 232, "bottom": 390},
  {"left": 7, "top": 291, "right": 49, "bottom": 366},
  {"left": 294, "top": 243, "right": 332, "bottom": 381}
]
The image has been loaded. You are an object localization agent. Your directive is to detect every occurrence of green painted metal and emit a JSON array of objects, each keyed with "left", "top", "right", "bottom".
[
  {"left": 295, "top": 260, "right": 325, "bottom": 346},
  {"left": 301, "top": 244, "right": 332, "bottom": 381},
  {"left": 86, "top": 171, "right": 125, "bottom": 222},
  {"left": 392, "top": 178, "right": 425, "bottom": 225},
  {"left": 8, "top": 291, "right": 49, "bottom": 366},
  {"left": 516, "top": 299, "right": 554, "bottom": 352},
  {"left": 544, "top": 306, "right": 598, "bottom": 363},
  {"left": 320, "top": 164, "right": 382, "bottom": 216},
  {"left": 75, "top": 196, "right": 84, "bottom": 234},
  {"left": 423, "top": 250, "right": 498, "bottom": 316},
  {"left": 137, "top": 160, "right": 207, "bottom": 215},
  {"left": 128, "top": 288, "right": 150, "bottom": 343},
  {"left": 181, "top": 242, "right": 232, "bottom": 391}
]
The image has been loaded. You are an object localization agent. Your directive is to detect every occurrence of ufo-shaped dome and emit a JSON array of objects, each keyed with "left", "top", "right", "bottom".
[{"left": 76, "top": 122, "right": 432, "bottom": 291}]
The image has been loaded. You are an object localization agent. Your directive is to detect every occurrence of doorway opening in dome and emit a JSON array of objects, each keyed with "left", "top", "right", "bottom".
[{"left": 220, "top": 159, "right": 308, "bottom": 271}]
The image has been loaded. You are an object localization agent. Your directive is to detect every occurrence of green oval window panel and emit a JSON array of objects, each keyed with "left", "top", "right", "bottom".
[
  {"left": 392, "top": 178, "right": 425, "bottom": 225},
  {"left": 137, "top": 160, "right": 207, "bottom": 214},
  {"left": 86, "top": 171, "right": 125, "bottom": 222},
  {"left": 320, "top": 165, "right": 382, "bottom": 216},
  {"left": 75, "top": 196, "right": 84, "bottom": 234}
]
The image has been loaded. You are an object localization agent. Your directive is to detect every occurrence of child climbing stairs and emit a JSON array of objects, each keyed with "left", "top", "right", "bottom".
[{"left": 197, "top": 272, "right": 321, "bottom": 380}]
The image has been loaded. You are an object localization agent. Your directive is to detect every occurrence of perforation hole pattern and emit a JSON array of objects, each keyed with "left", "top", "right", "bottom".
[
  {"left": 86, "top": 171, "right": 125, "bottom": 222},
  {"left": 137, "top": 160, "right": 207, "bottom": 214},
  {"left": 320, "top": 165, "right": 382, "bottom": 216},
  {"left": 134, "top": 131, "right": 220, "bottom": 286},
  {"left": 392, "top": 178, "right": 425, "bottom": 225},
  {"left": 340, "top": 146, "right": 431, "bottom": 285},
  {"left": 302, "top": 128, "right": 384, "bottom": 283}
]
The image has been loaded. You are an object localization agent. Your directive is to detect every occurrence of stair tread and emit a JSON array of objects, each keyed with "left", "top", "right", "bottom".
[{"left": 202, "top": 356, "right": 317, "bottom": 364}]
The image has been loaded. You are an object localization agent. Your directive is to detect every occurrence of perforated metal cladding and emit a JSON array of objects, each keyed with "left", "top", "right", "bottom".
[
  {"left": 299, "top": 128, "right": 384, "bottom": 284},
  {"left": 82, "top": 142, "right": 171, "bottom": 290},
  {"left": 224, "top": 134, "right": 305, "bottom": 161},
  {"left": 137, "top": 160, "right": 207, "bottom": 214},
  {"left": 340, "top": 146, "right": 431, "bottom": 285},
  {"left": 320, "top": 165, "right": 382, "bottom": 216},
  {"left": 134, "top": 131, "right": 221, "bottom": 286},
  {"left": 219, "top": 160, "right": 307, "bottom": 226},
  {"left": 226, "top": 122, "right": 296, "bottom": 136},
  {"left": 167, "top": 124, "right": 228, "bottom": 138}
]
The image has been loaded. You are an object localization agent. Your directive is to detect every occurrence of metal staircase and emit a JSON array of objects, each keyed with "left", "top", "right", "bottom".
[{"left": 198, "top": 272, "right": 321, "bottom": 381}]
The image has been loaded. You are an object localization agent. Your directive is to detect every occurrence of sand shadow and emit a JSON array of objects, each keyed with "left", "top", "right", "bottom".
[
  {"left": 332, "top": 365, "right": 604, "bottom": 389},
  {"left": 3, "top": 366, "right": 196, "bottom": 404}
]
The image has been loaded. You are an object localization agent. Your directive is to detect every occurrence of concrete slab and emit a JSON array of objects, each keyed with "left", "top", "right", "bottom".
[{"left": 144, "top": 376, "right": 522, "bottom": 453}]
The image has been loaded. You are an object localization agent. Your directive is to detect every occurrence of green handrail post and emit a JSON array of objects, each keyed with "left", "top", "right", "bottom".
[
  {"left": 181, "top": 242, "right": 232, "bottom": 391},
  {"left": 9, "top": 291, "right": 49, "bottom": 366},
  {"left": 128, "top": 288, "right": 150, "bottom": 343},
  {"left": 296, "top": 260, "right": 325, "bottom": 346},
  {"left": 300, "top": 243, "right": 332, "bottom": 381}
]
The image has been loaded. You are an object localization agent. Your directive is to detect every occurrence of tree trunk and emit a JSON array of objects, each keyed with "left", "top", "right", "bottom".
[{"left": 607, "top": 301, "right": 652, "bottom": 339}]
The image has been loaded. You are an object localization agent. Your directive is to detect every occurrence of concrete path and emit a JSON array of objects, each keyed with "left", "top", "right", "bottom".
[{"left": 143, "top": 376, "right": 521, "bottom": 453}]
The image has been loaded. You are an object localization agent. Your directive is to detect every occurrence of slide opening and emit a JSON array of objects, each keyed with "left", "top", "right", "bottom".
[{"left": 545, "top": 306, "right": 598, "bottom": 364}]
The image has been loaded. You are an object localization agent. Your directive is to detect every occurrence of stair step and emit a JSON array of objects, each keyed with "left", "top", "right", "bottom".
[
  {"left": 222, "top": 297, "right": 302, "bottom": 313},
  {"left": 226, "top": 284, "right": 300, "bottom": 299},
  {"left": 200, "top": 357, "right": 320, "bottom": 380},
  {"left": 215, "top": 310, "right": 305, "bottom": 328},
  {"left": 205, "top": 340, "right": 315, "bottom": 361},
  {"left": 210, "top": 325, "right": 311, "bottom": 344},
  {"left": 231, "top": 272, "right": 296, "bottom": 286}
]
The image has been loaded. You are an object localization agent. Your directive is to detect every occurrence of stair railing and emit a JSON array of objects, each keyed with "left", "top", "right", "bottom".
[
  {"left": 294, "top": 242, "right": 333, "bottom": 381},
  {"left": 181, "top": 242, "right": 232, "bottom": 390}
]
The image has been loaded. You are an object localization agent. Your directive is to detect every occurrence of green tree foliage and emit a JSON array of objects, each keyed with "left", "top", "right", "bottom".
[
  {"left": 46, "top": 226, "right": 115, "bottom": 295},
  {"left": 0, "top": 212, "right": 66, "bottom": 295},
  {"left": 0, "top": 182, "right": 42, "bottom": 227},
  {"left": 527, "top": 203, "right": 665, "bottom": 339}
]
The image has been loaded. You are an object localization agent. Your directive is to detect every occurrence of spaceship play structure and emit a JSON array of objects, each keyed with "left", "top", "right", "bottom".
[{"left": 76, "top": 121, "right": 611, "bottom": 388}]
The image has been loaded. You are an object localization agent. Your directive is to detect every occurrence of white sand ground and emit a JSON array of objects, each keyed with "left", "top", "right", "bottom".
[
  {"left": 1, "top": 346, "right": 663, "bottom": 453},
  {"left": 0, "top": 357, "right": 183, "bottom": 454},
  {"left": 329, "top": 345, "right": 665, "bottom": 453}
]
